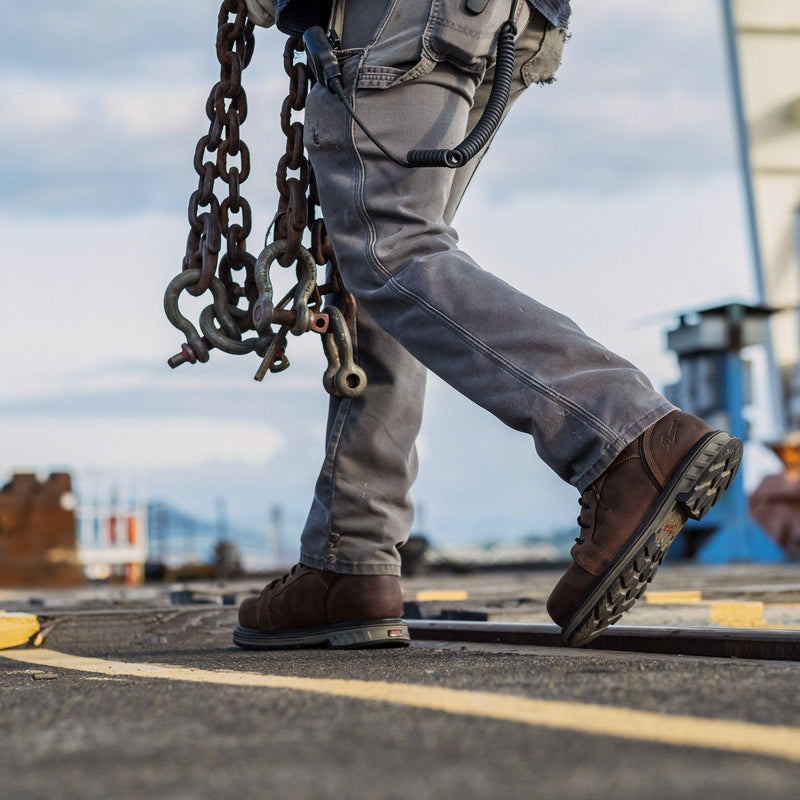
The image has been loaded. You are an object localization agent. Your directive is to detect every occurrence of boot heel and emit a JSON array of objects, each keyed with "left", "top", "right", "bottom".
[
  {"left": 327, "top": 620, "right": 410, "bottom": 649},
  {"left": 676, "top": 434, "right": 743, "bottom": 521}
]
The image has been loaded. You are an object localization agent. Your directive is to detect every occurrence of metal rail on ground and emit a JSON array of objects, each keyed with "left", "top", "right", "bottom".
[{"left": 406, "top": 620, "right": 800, "bottom": 662}]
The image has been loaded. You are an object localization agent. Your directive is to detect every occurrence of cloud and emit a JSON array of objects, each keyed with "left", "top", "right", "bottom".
[
  {"left": 1, "top": 3, "right": 209, "bottom": 82},
  {"left": 0, "top": 345, "right": 332, "bottom": 427},
  {"left": 0, "top": 3, "right": 288, "bottom": 216},
  {"left": 0, "top": 1, "right": 741, "bottom": 215},
  {"left": 0, "top": 417, "right": 283, "bottom": 470},
  {"left": 414, "top": 374, "right": 579, "bottom": 540},
  {"left": 576, "top": 0, "right": 720, "bottom": 30},
  {"left": 454, "top": 172, "right": 757, "bottom": 391},
  {"left": 478, "top": 2, "right": 739, "bottom": 195},
  {"left": 0, "top": 83, "right": 78, "bottom": 131},
  {"left": 0, "top": 212, "right": 329, "bottom": 399},
  {"left": 551, "top": 87, "right": 724, "bottom": 139},
  {"left": 0, "top": 69, "right": 287, "bottom": 215},
  {"left": 102, "top": 88, "right": 206, "bottom": 139}
]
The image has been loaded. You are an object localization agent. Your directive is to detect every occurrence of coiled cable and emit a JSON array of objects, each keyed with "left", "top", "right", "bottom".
[
  {"left": 304, "top": 0, "right": 520, "bottom": 170},
  {"left": 406, "top": 18, "right": 518, "bottom": 168}
]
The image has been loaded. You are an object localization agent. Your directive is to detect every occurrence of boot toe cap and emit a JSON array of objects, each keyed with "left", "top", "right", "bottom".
[
  {"left": 547, "top": 562, "right": 597, "bottom": 628},
  {"left": 238, "top": 596, "right": 260, "bottom": 629}
]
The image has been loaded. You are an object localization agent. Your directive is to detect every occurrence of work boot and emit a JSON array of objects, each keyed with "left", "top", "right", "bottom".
[
  {"left": 233, "top": 564, "right": 410, "bottom": 649},
  {"left": 547, "top": 410, "right": 742, "bottom": 647}
]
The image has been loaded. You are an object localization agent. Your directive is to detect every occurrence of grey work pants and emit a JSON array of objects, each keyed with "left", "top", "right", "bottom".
[{"left": 299, "top": 0, "right": 675, "bottom": 575}]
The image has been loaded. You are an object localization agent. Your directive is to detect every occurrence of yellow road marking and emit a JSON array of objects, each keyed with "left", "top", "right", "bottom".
[
  {"left": 644, "top": 593, "right": 800, "bottom": 630},
  {"left": 708, "top": 602, "right": 800, "bottom": 631},
  {"left": 0, "top": 614, "right": 40, "bottom": 651},
  {"left": 646, "top": 591, "right": 703, "bottom": 605},
  {"left": 415, "top": 590, "right": 469, "bottom": 602},
  {"left": 709, "top": 602, "right": 766, "bottom": 628},
  {"left": 2, "top": 648, "right": 799, "bottom": 763}
]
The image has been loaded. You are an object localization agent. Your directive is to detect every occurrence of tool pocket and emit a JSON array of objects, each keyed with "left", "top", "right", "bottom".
[
  {"left": 422, "top": 0, "right": 517, "bottom": 75},
  {"left": 356, "top": 0, "right": 520, "bottom": 90}
]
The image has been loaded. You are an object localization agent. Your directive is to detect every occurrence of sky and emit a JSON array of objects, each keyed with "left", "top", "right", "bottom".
[{"left": 0, "top": 1, "right": 774, "bottom": 556}]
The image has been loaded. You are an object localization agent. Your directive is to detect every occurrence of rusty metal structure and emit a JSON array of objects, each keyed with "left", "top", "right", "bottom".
[
  {"left": 163, "top": 0, "right": 365, "bottom": 397},
  {"left": 749, "top": 438, "right": 800, "bottom": 559},
  {"left": 0, "top": 473, "right": 84, "bottom": 588}
]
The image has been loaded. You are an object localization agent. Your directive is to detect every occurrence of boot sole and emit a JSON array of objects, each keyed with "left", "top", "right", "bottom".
[
  {"left": 561, "top": 431, "right": 743, "bottom": 648},
  {"left": 233, "top": 618, "right": 411, "bottom": 650}
]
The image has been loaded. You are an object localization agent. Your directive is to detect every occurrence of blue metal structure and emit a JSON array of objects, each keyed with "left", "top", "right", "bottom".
[{"left": 665, "top": 302, "right": 786, "bottom": 562}]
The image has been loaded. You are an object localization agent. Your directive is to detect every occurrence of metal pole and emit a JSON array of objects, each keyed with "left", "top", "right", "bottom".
[{"left": 719, "top": 0, "right": 786, "bottom": 436}]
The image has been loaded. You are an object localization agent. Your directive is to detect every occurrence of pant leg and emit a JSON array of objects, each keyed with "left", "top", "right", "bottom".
[
  {"left": 300, "top": 0, "right": 428, "bottom": 576},
  {"left": 304, "top": 0, "right": 675, "bottom": 502},
  {"left": 300, "top": 0, "right": 533, "bottom": 576},
  {"left": 299, "top": 304, "right": 427, "bottom": 576}
]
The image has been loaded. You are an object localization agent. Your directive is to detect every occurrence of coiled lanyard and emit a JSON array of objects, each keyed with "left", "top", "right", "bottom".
[{"left": 303, "top": 0, "right": 522, "bottom": 168}]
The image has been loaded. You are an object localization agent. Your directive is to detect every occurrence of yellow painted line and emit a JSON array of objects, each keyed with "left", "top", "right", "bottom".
[
  {"left": 643, "top": 593, "right": 800, "bottom": 630},
  {"left": 646, "top": 591, "right": 703, "bottom": 605},
  {"left": 415, "top": 590, "right": 469, "bottom": 602},
  {"left": 710, "top": 602, "right": 766, "bottom": 629},
  {"left": 2, "top": 649, "right": 799, "bottom": 764},
  {"left": 707, "top": 602, "right": 800, "bottom": 631},
  {"left": 0, "top": 614, "right": 40, "bottom": 651}
]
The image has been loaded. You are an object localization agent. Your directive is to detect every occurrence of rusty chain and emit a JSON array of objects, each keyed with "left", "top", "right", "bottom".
[{"left": 164, "top": 0, "right": 365, "bottom": 398}]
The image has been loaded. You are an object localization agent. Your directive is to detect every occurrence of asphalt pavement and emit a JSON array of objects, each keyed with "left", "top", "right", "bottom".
[{"left": 1, "top": 564, "right": 799, "bottom": 800}]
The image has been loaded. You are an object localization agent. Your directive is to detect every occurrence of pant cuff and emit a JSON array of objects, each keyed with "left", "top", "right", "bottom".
[
  {"left": 300, "top": 551, "right": 402, "bottom": 577},
  {"left": 575, "top": 400, "right": 676, "bottom": 492}
]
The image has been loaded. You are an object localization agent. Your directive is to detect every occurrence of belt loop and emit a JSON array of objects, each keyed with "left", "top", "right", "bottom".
[
  {"left": 515, "top": 0, "right": 531, "bottom": 33},
  {"left": 330, "top": 0, "right": 346, "bottom": 33}
]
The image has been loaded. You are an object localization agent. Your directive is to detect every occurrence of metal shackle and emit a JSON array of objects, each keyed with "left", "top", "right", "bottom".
[
  {"left": 164, "top": 269, "right": 213, "bottom": 363},
  {"left": 253, "top": 240, "right": 318, "bottom": 336},
  {"left": 321, "top": 306, "right": 367, "bottom": 398}
]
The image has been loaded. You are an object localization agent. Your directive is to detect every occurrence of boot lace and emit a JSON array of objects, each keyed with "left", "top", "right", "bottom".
[
  {"left": 575, "top": 497, "right": 591, "bottom": 544},
  {"left": 574, "top": 486, "right": 606, "bottom": 545},
  {"left": 265, "top": 564, "right": 300, "bottom": 592}
]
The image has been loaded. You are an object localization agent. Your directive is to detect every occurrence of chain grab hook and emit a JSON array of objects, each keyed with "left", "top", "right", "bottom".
[{"left": 163, "top": 0, "right": 366, "bottom": 398}]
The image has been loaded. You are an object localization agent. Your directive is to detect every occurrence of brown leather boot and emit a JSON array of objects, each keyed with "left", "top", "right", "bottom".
[
  {"left": 547, "top": 411, "right": 742, "bottom": 647},
  {"left": 233, "top": 564, "right": 410, "bottom": 649}
]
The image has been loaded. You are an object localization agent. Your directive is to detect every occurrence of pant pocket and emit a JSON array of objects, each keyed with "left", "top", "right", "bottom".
[
  {"left": 423, "top": 0, "right": 516, "bottom": 75},
  {"left": 355, "top": 0, "right": 518, "bottom": 91},
  {"left": 355, "top": 0, "right": 433, "bottom": 90}
]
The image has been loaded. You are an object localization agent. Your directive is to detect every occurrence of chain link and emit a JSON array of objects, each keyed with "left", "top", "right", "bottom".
[{"left": 164, "top": 0, "right": 365, "bottom": 397}]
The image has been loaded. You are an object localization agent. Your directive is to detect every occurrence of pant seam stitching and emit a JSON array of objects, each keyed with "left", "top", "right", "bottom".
[
  {"left": 345, "top": 76, "right": 618, "bottom": 445},
  {"left": 385, "top": 269, "right": 619, "bottom": 444},
  {"left": 323, "top": 398, "right": 354, "bottom": 548}
]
